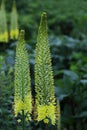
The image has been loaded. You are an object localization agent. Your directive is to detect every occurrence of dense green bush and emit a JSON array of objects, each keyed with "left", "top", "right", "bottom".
[
  {"left": 0, "top": 54, "right": 15, "bottom": 130},
  {"left": 50, "top": 36, "right": 87, "bottom": 130},
  {"left": 0, "top": 35, "right": 87, "bottom": 130}
]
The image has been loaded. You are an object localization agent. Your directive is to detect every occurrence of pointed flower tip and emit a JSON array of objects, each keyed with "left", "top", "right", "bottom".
[
  {"left": 41, "top": 12, "right": 47, "bottom": 20},
  {"left": 19, "top": 30, "right": 25, "bottom": 41},
  {"left": 19, "top": 30, "right": 25, "bottom": 37},
  {"left": 42, "top": 12, "right": 47, "bottom": 17},
  {"left": 20, "top": 30, "right": 25, "bottom": 34},
  {"left": 40, "top": 12, "right": 47, "bottom": 28}
]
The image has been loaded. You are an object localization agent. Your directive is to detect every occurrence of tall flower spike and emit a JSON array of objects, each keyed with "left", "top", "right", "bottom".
[
  {"left": 0, "top": 0, "right": 8, "bottom": 43},
  {"left": 14, "top": 30, "right": 32, "bottom": 120},
  {"left": 35, "top": 12, "right": 56, "bottom": 125},
  {"left": 10, "top": 0, "right": 19, "bottom": 40}
]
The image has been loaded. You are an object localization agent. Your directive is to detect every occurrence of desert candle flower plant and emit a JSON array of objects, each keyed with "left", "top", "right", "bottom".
[
  {"left": 0, "top": 0, "right": 8, "bottom": 43},
  {"left": 10, "top": 0, "right": 19, "bottom": 40},
  {"left": 35, "top": 12, "right": 56, "bottom": 125},
  {"left": 14, "top": 30, "right": 32, "bottom": 126}
]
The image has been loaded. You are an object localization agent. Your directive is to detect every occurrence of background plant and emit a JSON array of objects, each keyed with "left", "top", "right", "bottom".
[
  {"left": 10, "top": 0, "right": 19, "bottom": 40},
  {"left": 0, "top": 0, "right": 8, "bottom": 43}
]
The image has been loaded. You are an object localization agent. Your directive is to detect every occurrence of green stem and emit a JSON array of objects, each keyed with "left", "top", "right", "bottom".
[
  {"left": 46, "top": 124, "right": 49, "bottom": 130},
  {"left": 57, "top": 101, "right": 61, "bottom": 130},
  {"left": 22, "top": 110, "right": 25, "bottom": 130}
]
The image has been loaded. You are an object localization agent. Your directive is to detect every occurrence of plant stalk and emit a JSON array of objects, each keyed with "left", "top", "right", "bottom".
[
  {"left": 22, "top": 110, "right": 25, "bottom": 130},
  {"left": 46, "top": 124, "right": 49, "bottom": 130}
]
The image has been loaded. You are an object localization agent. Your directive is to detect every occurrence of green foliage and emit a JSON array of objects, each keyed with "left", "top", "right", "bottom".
[
  {"left": 0, "top": 54, "right": 15, "bottom": 130},
  {"left": 50, "top": 35, "right": 87, "bottom": 130}
]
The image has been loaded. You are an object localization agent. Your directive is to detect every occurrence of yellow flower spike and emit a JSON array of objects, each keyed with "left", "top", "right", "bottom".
[
  {"left": 14, "top": 30, "right": 32, "bottom": 120},
  {"left": 35, "top": 12, "right": 56, "bottom": 125},
  {"left": 0, "top": 0, "right": 8, "bottom": 43},
  {"left": 10, "top": 0, "right": 19, "bottom": 40}
]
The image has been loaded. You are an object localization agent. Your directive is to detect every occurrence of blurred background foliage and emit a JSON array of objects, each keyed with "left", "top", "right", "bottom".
[{"left": 0, "top": 0, "right": 87, "bottom": 130}]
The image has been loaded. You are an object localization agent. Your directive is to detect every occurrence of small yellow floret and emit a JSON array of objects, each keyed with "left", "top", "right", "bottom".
[
  {"left": 17, "top": 119, "right": 21, "bottom": 123},
  {"left": 44, "top": 118, "right": 49, "bottom": 124}
]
